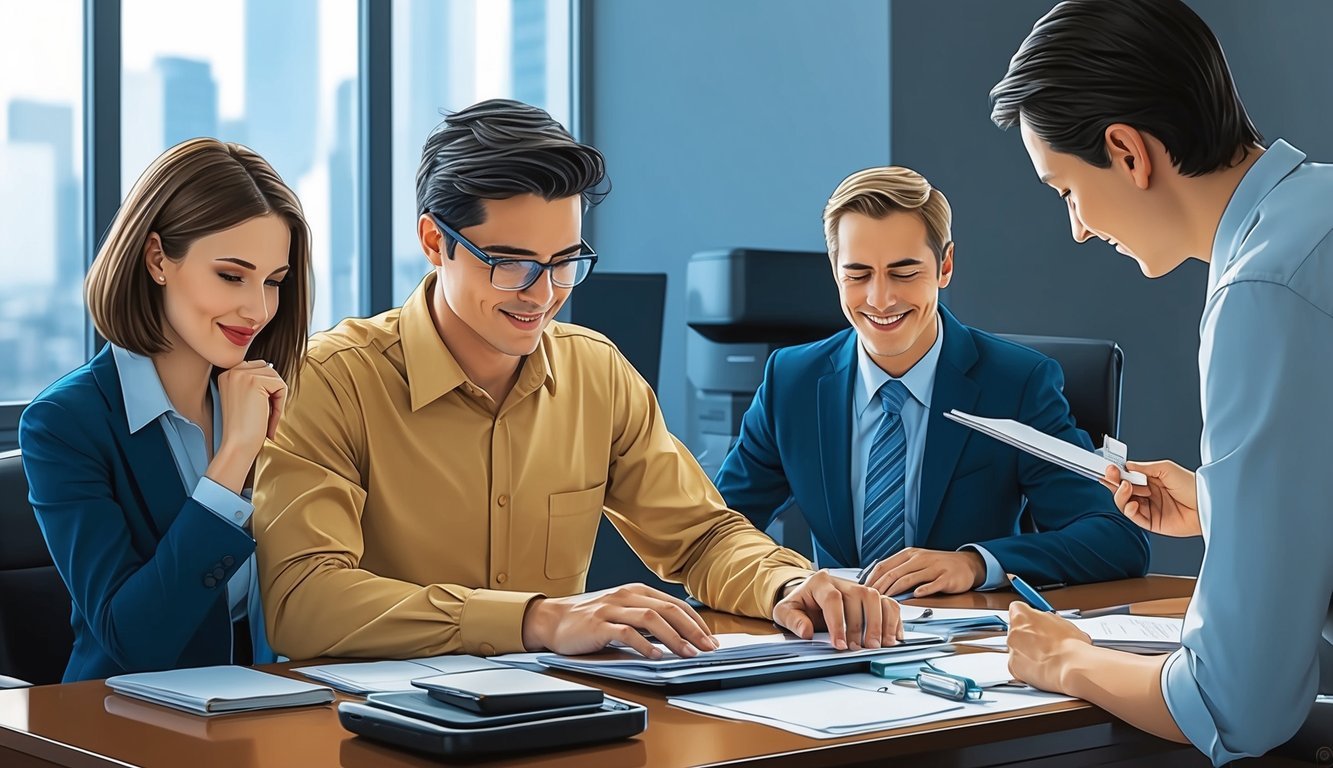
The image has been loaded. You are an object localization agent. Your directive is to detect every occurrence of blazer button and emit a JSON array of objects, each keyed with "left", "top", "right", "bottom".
[
  {"left": 222, "top": 555, "right": 235, "bottom": 568},
  {"left": 212, "top": 567, "right": 225, "bottom": 580},
  {"left": 203, "top": 575, "right": 217, "bottom": 588}
]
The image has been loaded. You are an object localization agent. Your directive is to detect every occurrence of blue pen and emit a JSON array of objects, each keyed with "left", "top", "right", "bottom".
[{"left": 1006, "top": 573, "right": 1056, "bottom": 612}]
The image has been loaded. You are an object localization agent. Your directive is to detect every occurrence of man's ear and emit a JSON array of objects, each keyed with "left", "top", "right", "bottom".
[
  {"left": 938, "top": 241, "right": 955, "bottom": 289},
  {"left": 419, "top": 214, "right": 446, "bottom": 267},
  {"left": 1104, "top": 123, "right": 1153, "bottom": 190}
]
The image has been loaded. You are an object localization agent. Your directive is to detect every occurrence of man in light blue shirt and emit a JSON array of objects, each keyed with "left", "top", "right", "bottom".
[
  {"left": 715, "top": 166, "right": 1148, "bottom": 600},
  {"left": 991, "top": 0, "right": 1333, "bottom": 762}
]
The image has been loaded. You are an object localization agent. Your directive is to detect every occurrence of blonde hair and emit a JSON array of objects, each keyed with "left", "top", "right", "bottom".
[
  {"left": 823, "top": 166, "right": 952, "bottom": 264},
  {"left": 85, "top": 138, "right": 312, "bottom": 384}
]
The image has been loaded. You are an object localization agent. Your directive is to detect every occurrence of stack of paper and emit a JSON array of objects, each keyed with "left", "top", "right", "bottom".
[
  {"left": 669, "top": 672, "right": 1076, "bottom": 739},
  {"left": 106, "top": 666, "right": 334, "bottom": 716},
  {"left": 962, "top": 614, "right": 1182, "bottom": 654},
  {"left": 538, "top": 632, "right": 948, "bottom": 687},
  {"left": 944, "top": 410, "right": 1147, "bottom": 485},
  {"left": 295, "top": 655, "right": 506, "bottom": 694}
]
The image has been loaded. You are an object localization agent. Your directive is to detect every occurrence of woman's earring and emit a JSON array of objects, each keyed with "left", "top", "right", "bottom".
[{"left": 157, "top": 275, "right": 166, "bottom": 283}]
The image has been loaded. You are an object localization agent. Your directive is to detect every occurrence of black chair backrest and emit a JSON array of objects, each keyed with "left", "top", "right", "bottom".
[
  {"left": 567, "top": 273, "right": 668, "bottom": 391},
  {"left": 997, "top": 334, "right": 1124, "bottom": 443},
  {"left": 0, "top": 449, "right": 74, "bottom": 684},
  {"left": 563, "top": 273, "right": 685, "bottom": 595}
]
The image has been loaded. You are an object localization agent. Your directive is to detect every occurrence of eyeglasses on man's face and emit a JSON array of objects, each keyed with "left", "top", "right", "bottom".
[{"left": 429, "top": 213, "right": 598, "bottom": 292}]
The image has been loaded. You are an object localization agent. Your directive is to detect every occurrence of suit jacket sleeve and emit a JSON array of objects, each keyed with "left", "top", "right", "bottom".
[
  {"left": 712, "top": 351, "right": 796, "bottom": 533},
  {"left": 19, "top": 399, "right": 253, "bottom": 673},
  {"left": 971, "top": 358, "right": 1150, "bottom": 585}
]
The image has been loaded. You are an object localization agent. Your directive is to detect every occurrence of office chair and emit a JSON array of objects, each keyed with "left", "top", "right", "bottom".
[
  {"left": 997, "top": 334, "right": 1123, "bottom": 445},
  {"left": 995, "top": 335, "right": 1123, "bottom": 536},
  {"left": 0, "top": 449, "right": 74, "bottom": 687},
  {"left": 564, "top": 273, "right": 686, "bottom": 596}
]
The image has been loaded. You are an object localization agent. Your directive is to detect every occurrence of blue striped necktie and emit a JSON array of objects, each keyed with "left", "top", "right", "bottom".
[{"left": 862, "top": 379, "right": 910, "bottom": 564}]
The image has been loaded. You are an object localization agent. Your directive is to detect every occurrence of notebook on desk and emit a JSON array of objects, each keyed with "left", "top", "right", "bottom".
[{"left": 105, "top": 666, "right": 335, "bottom": 716}]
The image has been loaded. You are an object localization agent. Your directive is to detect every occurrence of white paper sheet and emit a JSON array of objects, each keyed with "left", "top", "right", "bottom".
[
  {"left": 961, "top": 614, "right": 1182, "bottom": 654},
  {"left": 926, "top": 652, "right": 1016, "bottom": 687},
  {"left": 944, "top": 410, "right": 1147, "bottom": 485},
  {"left": 669, "top": 672, "right": 1077, "bottom": 739}
]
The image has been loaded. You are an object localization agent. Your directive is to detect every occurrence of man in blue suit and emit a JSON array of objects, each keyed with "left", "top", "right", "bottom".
[{"left": 714, "top": 166, "right": 1148, "bottom": 598}]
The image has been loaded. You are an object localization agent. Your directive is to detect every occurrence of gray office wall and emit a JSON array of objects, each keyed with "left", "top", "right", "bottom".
[
  {"left": 583, "top": 0, "right": 891, "bottom": 427},
  {"left": 587, "top": 0, "right": 1333, "bottom": 576}
]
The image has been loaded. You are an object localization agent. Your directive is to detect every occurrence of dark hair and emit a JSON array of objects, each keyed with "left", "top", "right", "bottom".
[
  {"left": 990, "top": 0, "right": 1262, "bottom": 176},
  {"left": 86, "top": 138, "right": 311, "bottom": 384},
  {"left": 415, "top": 99, "right": 608, "bottom": 257}
]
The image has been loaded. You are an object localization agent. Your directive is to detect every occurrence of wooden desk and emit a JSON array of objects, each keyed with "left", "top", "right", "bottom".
[{"left": 0, "top": 576, "right": 1249, "bottom": 768}]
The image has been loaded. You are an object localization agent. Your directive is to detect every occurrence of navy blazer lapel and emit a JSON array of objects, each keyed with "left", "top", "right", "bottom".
[
  {"left": 90, "top": 347, "right": 187, "bottom": 539},
  {"left": 816, "top": 332, "right": 860, "bottom": 567},
  {"left": 917, "top": 308, "right": 980, "bottom": 547}
]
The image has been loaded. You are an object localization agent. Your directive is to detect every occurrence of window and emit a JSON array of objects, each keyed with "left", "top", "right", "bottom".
[
  {"left": 122, "top": 0, "right": 359, "bottom": 332},
  {"left": 390, "top": 0, "right": 572, "bottom": 304},
  {"left": 0, "top": 0, "right": 574, "bottom": 438},
  {"left": 0, "top": 1, "right": 85, "bottom": 405}
]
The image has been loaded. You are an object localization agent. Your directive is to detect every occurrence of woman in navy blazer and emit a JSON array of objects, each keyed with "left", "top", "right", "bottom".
[{"left": 19, "top": 139, "right": 312, "bottom": 681}]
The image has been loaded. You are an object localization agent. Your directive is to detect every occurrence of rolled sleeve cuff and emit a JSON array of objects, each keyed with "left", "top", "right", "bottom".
[
  {"left": 193, "top": 476, "right": 255, "bottom": 531},
  {"left": 760, "top": 566, "right": 817, "bottom": 615},
  {"left": 1162, "top": 648, "right": 1246, "bottom": 766},
  {"left": 958, "top": 544, "right": 1006, "bottom": 591},
  {"left": 459, "top": 589, "right": 544, "bottom": 656}
]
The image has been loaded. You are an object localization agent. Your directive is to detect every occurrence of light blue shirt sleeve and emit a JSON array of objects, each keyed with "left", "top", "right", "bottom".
[
  {"left": 191, "top": 476, "right": 255, "bottom": 531},
  {"left": 1161, "top": 280, "right": 1333, "bottom": 765},
  {"left": 958, "top": 544, "right": 1006, "bottom": 590}
]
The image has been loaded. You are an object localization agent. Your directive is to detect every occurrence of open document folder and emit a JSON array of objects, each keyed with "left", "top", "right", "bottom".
[
  {"left": 537, "top": 631, "right": 949, "bottom": 692},
  {"left": 944, "top": 410, "right": 1147, "bottom": 485}
]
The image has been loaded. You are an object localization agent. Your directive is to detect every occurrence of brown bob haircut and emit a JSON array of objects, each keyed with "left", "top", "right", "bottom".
[{"left": 85, "top": 138, "right": 312, "bottom": 384}]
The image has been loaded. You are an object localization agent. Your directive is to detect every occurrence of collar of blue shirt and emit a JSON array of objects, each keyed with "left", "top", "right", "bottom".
[
  {"left": 110, "top": 344, "right": 220, "bottom": 436},
  {"left": 853, "top": 313, "right": 945, "bottom": 417},
  {"left": 1209, "top": 139, "right": 1306, "bottom": 292}
]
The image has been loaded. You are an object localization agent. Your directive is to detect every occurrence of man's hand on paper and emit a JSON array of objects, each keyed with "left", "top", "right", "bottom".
[
  {"left": 1005, "top": 602, "right": 1092, "bottom": 692},
  {"left": 862, "top": 548, "right": 987, "bottom": 597},
  {"left": 521, "top": 583, "right": 720, "bottom": 659},
  {"left": 772, "top": 570, "right": 903, "bottom": 651},
  {"left": 1102, "top": 461, "right": 1201, "bottom": 538}
]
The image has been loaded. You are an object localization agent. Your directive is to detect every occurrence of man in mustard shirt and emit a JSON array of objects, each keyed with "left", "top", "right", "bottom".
[{"left": 254, "top": 99, "right": 899, "bottom": 661}]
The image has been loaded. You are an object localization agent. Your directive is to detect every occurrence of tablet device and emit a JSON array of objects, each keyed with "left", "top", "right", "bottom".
[
  {"left": 412, "top": 668, "right": 603, "bottom": 714},
  {"left": 339, "top": 695, "right": 647, "bottom": 758},
  {"left": 365, "top": 691, "right": 602, "bottom": 728}
]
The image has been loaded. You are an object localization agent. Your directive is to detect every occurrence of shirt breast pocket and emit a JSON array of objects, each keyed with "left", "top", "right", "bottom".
[{"left": 545, "top": 483, "right": 607, "bottom": 580}]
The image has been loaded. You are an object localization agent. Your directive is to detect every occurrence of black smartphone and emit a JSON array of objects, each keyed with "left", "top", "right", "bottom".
[
  {"left": 365, "top": 691, "right": 602, "bottom": 728},
  {"left": 412, "top": 668, "right": 604, "bottom": 715}
]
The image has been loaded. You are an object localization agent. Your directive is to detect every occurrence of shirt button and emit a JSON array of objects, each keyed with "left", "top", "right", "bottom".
[
  {"left": 496, "top": 572, "right": 507, "bottom": 584},
  {"left": 479, "top": 643, "right": 495, "bottom": 656},
  {"left": 233, "top": 511, "right": 244, "bottom": 521},
  {"left": 497, "top": 494, "right": 508, "bottom": 507}
]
